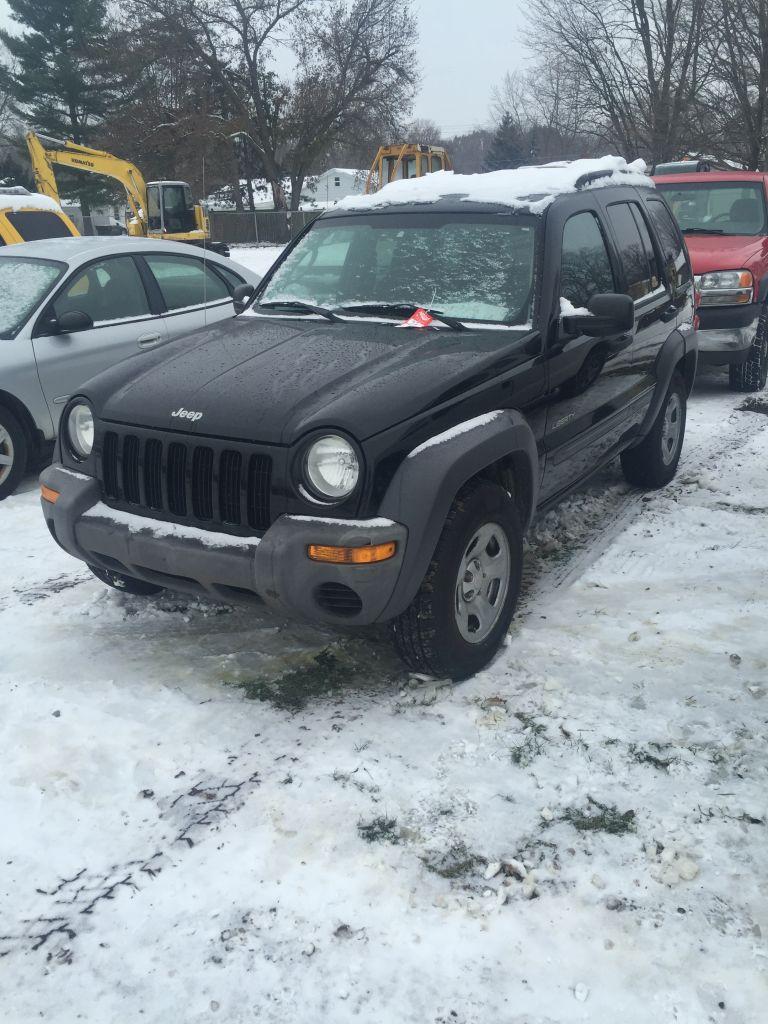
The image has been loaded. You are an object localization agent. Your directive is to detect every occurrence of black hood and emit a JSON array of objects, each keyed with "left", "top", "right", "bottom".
[{"left": 85, "top": 314, "right": 534, "bottom": 445}]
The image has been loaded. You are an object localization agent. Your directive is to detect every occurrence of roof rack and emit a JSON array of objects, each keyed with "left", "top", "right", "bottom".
[{"left": 574, "top": 167, "right": 644, "bottom": 190}]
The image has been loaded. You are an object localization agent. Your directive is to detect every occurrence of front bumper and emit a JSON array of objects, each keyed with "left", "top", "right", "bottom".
[
  {"left": 697, "top": 304, "right": 760, "bottom": 365},
  {"left": 40, "top": 464, "right": 408, "bottom": 626}
]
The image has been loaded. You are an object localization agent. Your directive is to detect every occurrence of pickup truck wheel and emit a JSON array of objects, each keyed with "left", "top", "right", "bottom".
[
  {"left": 88, "top": 564, "right": 165, "bottom": 597},
  {"left": 620, "top": 373, "right": 686, "bottom": 489},
  {"left": 729, "top": 307, "right": 768, "bottom": 392},
  {"left": 0, "top": 407, "right": 28, "bottom": 501},
  {"left": 393, "top": 481, "right": 522, "bottom": 681}
]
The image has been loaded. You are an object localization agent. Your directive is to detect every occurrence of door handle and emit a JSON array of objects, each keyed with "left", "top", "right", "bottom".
[
  {"left": 659, "top": 305, "right": 677, "bottom": 323},
  {"left": 137, "top": 332, "right": 162, "bottom": 348}
]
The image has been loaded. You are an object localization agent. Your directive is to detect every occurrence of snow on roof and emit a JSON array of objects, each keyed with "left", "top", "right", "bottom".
[
  {"left": 0, "top": 188, "right": 62, "bottom": 214},
  {"left": 339, "top": 156, "right": 651, "bottom": 214}
]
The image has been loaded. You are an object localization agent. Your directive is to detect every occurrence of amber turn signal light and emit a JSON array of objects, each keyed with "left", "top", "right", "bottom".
[
  {"left": 308, "top": 541, "right": 397, "bottom": 564},
  {"left": 40, "top": 484, "right": 60, "bottom": 504}
]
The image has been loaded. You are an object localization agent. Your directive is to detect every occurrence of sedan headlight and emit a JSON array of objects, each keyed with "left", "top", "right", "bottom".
[
  {"left": 304, "top": 434, "right": 360, "bottom": 501},
  {"left": 67, "top": 402, "right": 94, "bottom": 460},
  {"left": 694, "top": 269, "right": 753, "bottom": 306}
]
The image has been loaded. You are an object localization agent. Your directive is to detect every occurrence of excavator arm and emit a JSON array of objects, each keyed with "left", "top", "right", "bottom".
[{"left": 26, "top": 131, "right": 148, "bottom": 227}]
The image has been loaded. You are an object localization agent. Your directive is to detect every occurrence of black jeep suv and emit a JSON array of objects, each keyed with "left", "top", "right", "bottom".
[{"left": 41, "top": 161, "right": 697, "bottom": 679}]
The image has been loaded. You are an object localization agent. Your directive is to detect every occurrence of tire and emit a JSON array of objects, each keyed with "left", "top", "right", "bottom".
[
  {"left": 0, "top": 406, "right": 28, "bottom": 501},
  {"left": 88, "top": 564, "right": 165, "bottom": 597},
  {"left": 393, "top": 480, "right": 523, "bottom": 681},
  {"left": 620, "top": 373, "right": 686, "bottom": 489},
  {"left": 729, "top": 306, "right": 768, "bottom": 393}
]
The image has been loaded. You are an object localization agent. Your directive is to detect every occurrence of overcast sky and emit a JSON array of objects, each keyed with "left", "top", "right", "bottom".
[
  {"left": 410, "top": 0, "right": 527, "bottom": 134},
  {"left": 0, "top": 0, "right": 527, "bottom": 137}
]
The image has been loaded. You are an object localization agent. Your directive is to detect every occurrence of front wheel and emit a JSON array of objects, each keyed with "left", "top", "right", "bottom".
[
  {"left": 729, "top": 306, "right": 768, "bottom": 393},
  {"left": 393, "top": 481, "right": 523, "bottom": 681},
  {"left": 88, "top": 564, "right": 165, "bottom": 596},
  {"left": 620, "top": 373, "right": 686, "bottom": 489},
  {"left": 0, "top": 407, "right": 28, "bottom": 501}
]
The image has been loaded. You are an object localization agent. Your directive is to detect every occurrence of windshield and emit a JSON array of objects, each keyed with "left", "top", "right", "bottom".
[
  {"left": 656, "top": 182, "right": 767, "bottom": 235},
  {"left": 0, "top": 257, "right": 65, "bottom": 339},
  {"left": 259, "top": 212, "right": 537, "bottom": 326}
]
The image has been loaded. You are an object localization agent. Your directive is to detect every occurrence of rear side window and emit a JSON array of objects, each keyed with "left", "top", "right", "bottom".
[
  {"left": 607, "top": 202, "right": 663, "bottom": 300},
  {"left": 645, "top": 199, "right": 692, "bottom": 291},
  {"left": 54, "top": 256, "right": 151, "bottom": 325},
  {"left": 144, "top": 254, "right": 231, "bottom": 311},
  {"left": 560, "top": 211, "right": 616, "bottom": 309},
  {"left": 6, "top": 211, "right": 74, "bottom": 241}
]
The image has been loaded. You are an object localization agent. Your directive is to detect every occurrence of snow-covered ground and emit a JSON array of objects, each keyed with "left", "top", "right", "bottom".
[
  {"left": 228, "top": 244, "right": 285, "bottom": 280},
  {"left": 1, "top": 373, "right": 767, "bottom": 1023}
]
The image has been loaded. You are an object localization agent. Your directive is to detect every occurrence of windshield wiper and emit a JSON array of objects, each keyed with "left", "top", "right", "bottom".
[
  {"left": 681, "top": 227, "right": 726, "bottom": 235},
  {"left": 258, "top": 300, "right": 342, "bottom": 322},
  {"left": 337, "top": 302, "right": 466, "bottom": 331}
]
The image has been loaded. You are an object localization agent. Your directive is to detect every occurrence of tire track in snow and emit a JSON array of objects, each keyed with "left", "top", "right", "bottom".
[{"left": 0, "top": 762, "right": 261, "bottom": 960}]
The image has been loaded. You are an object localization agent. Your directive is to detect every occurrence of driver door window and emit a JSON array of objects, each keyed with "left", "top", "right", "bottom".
[
  {"left": 560, "top": 211, "right": 616, "bottom": 309},
  {"left": 53, "top": 256, "right": 151, "bottom": 326}
]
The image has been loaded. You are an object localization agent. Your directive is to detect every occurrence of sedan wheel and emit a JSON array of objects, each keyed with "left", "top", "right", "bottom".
[{"left": 0, "top": 408, "right": 28, "bottom": 500}]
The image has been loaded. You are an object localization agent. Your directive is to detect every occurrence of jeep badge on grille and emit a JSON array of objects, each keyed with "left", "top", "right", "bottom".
[{"left": 171, "top": 407, "right": 203, "bottom": 422}]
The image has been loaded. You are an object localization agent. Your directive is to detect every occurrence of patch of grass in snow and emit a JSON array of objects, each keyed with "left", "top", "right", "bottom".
[
  {"left": 357, "top": 816, "right": 400, "bottom": 844},
  {"left": 510, "top": 711, "right": 548, "bottom": 767},
  {"left": 233, "top": 645, "right": 360, "bottom": 711},
  {"left": 558, "top": 797, "right": 636, "bottom": 836},
  {"left": 738, "top": 395, "right": 768, "bottom": 416},
  {"left": 421, "top": 841, "right": 484, "bottom": 880},
  {"left": 629, "top": 742, "right": 677, "bottom": 771}
]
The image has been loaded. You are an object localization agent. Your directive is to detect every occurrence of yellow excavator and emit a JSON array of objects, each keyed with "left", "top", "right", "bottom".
[
  {"left": 365, "top": 143, "right": 452, "bottom": 194},
  {"left": 26, "top": 131, "right": 228, "bottom": 255}
]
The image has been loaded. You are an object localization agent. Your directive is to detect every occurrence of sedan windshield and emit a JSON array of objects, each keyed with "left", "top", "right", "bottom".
[
  {"left": 656, "top": 182, "right": 767, "bottom": 235},
  {"left": 259, "top": 212, "right": 537, "bottom": 326},
  {"left": 0, "top": 257, "right": 65, "bottom": 339}
]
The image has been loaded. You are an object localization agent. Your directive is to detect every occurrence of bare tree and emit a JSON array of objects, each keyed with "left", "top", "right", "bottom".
[
  {"left": 130, "top": 0, "right": 416, "bottom": 209},
  {"left": 695, "top": 0, "right": 768, "bottom": 168},
  {"left": 405, "top": 118, "right": 443, "bottom": 145},
  {"left": 525, "top": 0, "right": 709, "bottom": 163}
]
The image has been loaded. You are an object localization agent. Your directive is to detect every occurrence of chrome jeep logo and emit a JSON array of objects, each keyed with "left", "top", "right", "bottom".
[{"left": 171, "top": 407, "right": 203, "bottom": 422}]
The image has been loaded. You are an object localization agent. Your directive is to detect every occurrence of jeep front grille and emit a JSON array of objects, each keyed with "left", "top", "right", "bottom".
[{"left": 99, "top": 428, "right": 272, "bottom": 534}]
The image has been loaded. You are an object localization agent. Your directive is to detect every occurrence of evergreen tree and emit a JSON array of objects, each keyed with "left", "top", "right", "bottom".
[
  {"left": 484, "top": 114, "right": 527, "bottom": 171},
  {"left": 0, "top": 0, "right": 117, "bottom": 142}
]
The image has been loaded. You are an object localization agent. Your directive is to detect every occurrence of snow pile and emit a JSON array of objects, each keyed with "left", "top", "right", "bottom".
[
  {"left": 0, "top": 188, "right": 62, "bottom": 213},
  {"left": 340, "top": 156, "right": 651, "bottom": 214}
]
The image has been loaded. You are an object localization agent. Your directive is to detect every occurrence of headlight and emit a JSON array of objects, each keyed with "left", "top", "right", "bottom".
[
  {"left": 304, "top": 434, "right": 360, "bottom": 501},
  {"left": 67, "top": 402, "right": 94, "bottom": 459},
  {"left": 694, "top": 269, "right": 753, "bottom": 306}
]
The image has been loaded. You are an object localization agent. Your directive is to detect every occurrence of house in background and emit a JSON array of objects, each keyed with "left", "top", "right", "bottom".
[{"left": 308, "top": 168, "right": 366, "bottom": 206}]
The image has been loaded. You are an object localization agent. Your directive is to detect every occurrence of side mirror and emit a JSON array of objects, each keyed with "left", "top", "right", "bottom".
[
  {"left": 561, "top": 293, "right": 634, "bottom": 338},
  {"left": 233, "top": 283, "right": 255, "bottom": 315},
  {"left": 57, "top": 309, "right": 94, "bottom": 334}
]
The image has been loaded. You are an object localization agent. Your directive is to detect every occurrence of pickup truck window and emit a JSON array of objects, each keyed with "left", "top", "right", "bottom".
[
  {"left": 0, "top": 257, "right": 65, "bottom": 338},
  {"left": 645, "top": 199, "right": 692, "bottom": 290},
  {"left": 607, "top": 202, "right": 659, "bottom": 300},
  {"left": 656, "top": 181, "right": 767, "bottom": 236},
  {"left": 560, "top": 211, "right": 616, "bottom": 309},
  {"left": 261, "top": 213, "right": 537, "bottom": 326}
]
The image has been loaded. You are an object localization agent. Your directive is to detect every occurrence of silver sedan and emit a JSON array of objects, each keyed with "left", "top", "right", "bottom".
[{"left": 0, "top": 236, "right": 259, "bottom": 498}]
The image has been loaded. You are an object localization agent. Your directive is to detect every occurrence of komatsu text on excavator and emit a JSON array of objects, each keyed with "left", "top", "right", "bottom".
[{"left": 26, "top": 132, "right": 229, "bottom": 255}]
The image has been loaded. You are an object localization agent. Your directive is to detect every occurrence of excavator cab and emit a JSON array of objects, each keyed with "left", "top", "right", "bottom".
[
  {"left": 365, "top": 144, "right": 452, "bottom": 194},
  {"left": 145, "top": 182, "right": 198, "bottom": 235}
]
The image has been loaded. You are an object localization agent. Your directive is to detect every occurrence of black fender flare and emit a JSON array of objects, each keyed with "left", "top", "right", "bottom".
[
  {"left": 633, "top": 328, "right": 692, "bottom": 444},
  {"left": 376, "top": 409, "right": 538, "bottom": 620}
]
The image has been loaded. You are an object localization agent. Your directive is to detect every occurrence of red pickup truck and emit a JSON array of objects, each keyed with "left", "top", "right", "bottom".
[{"left": 653, "top": 166, "right": 768, "bottom": 391}]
